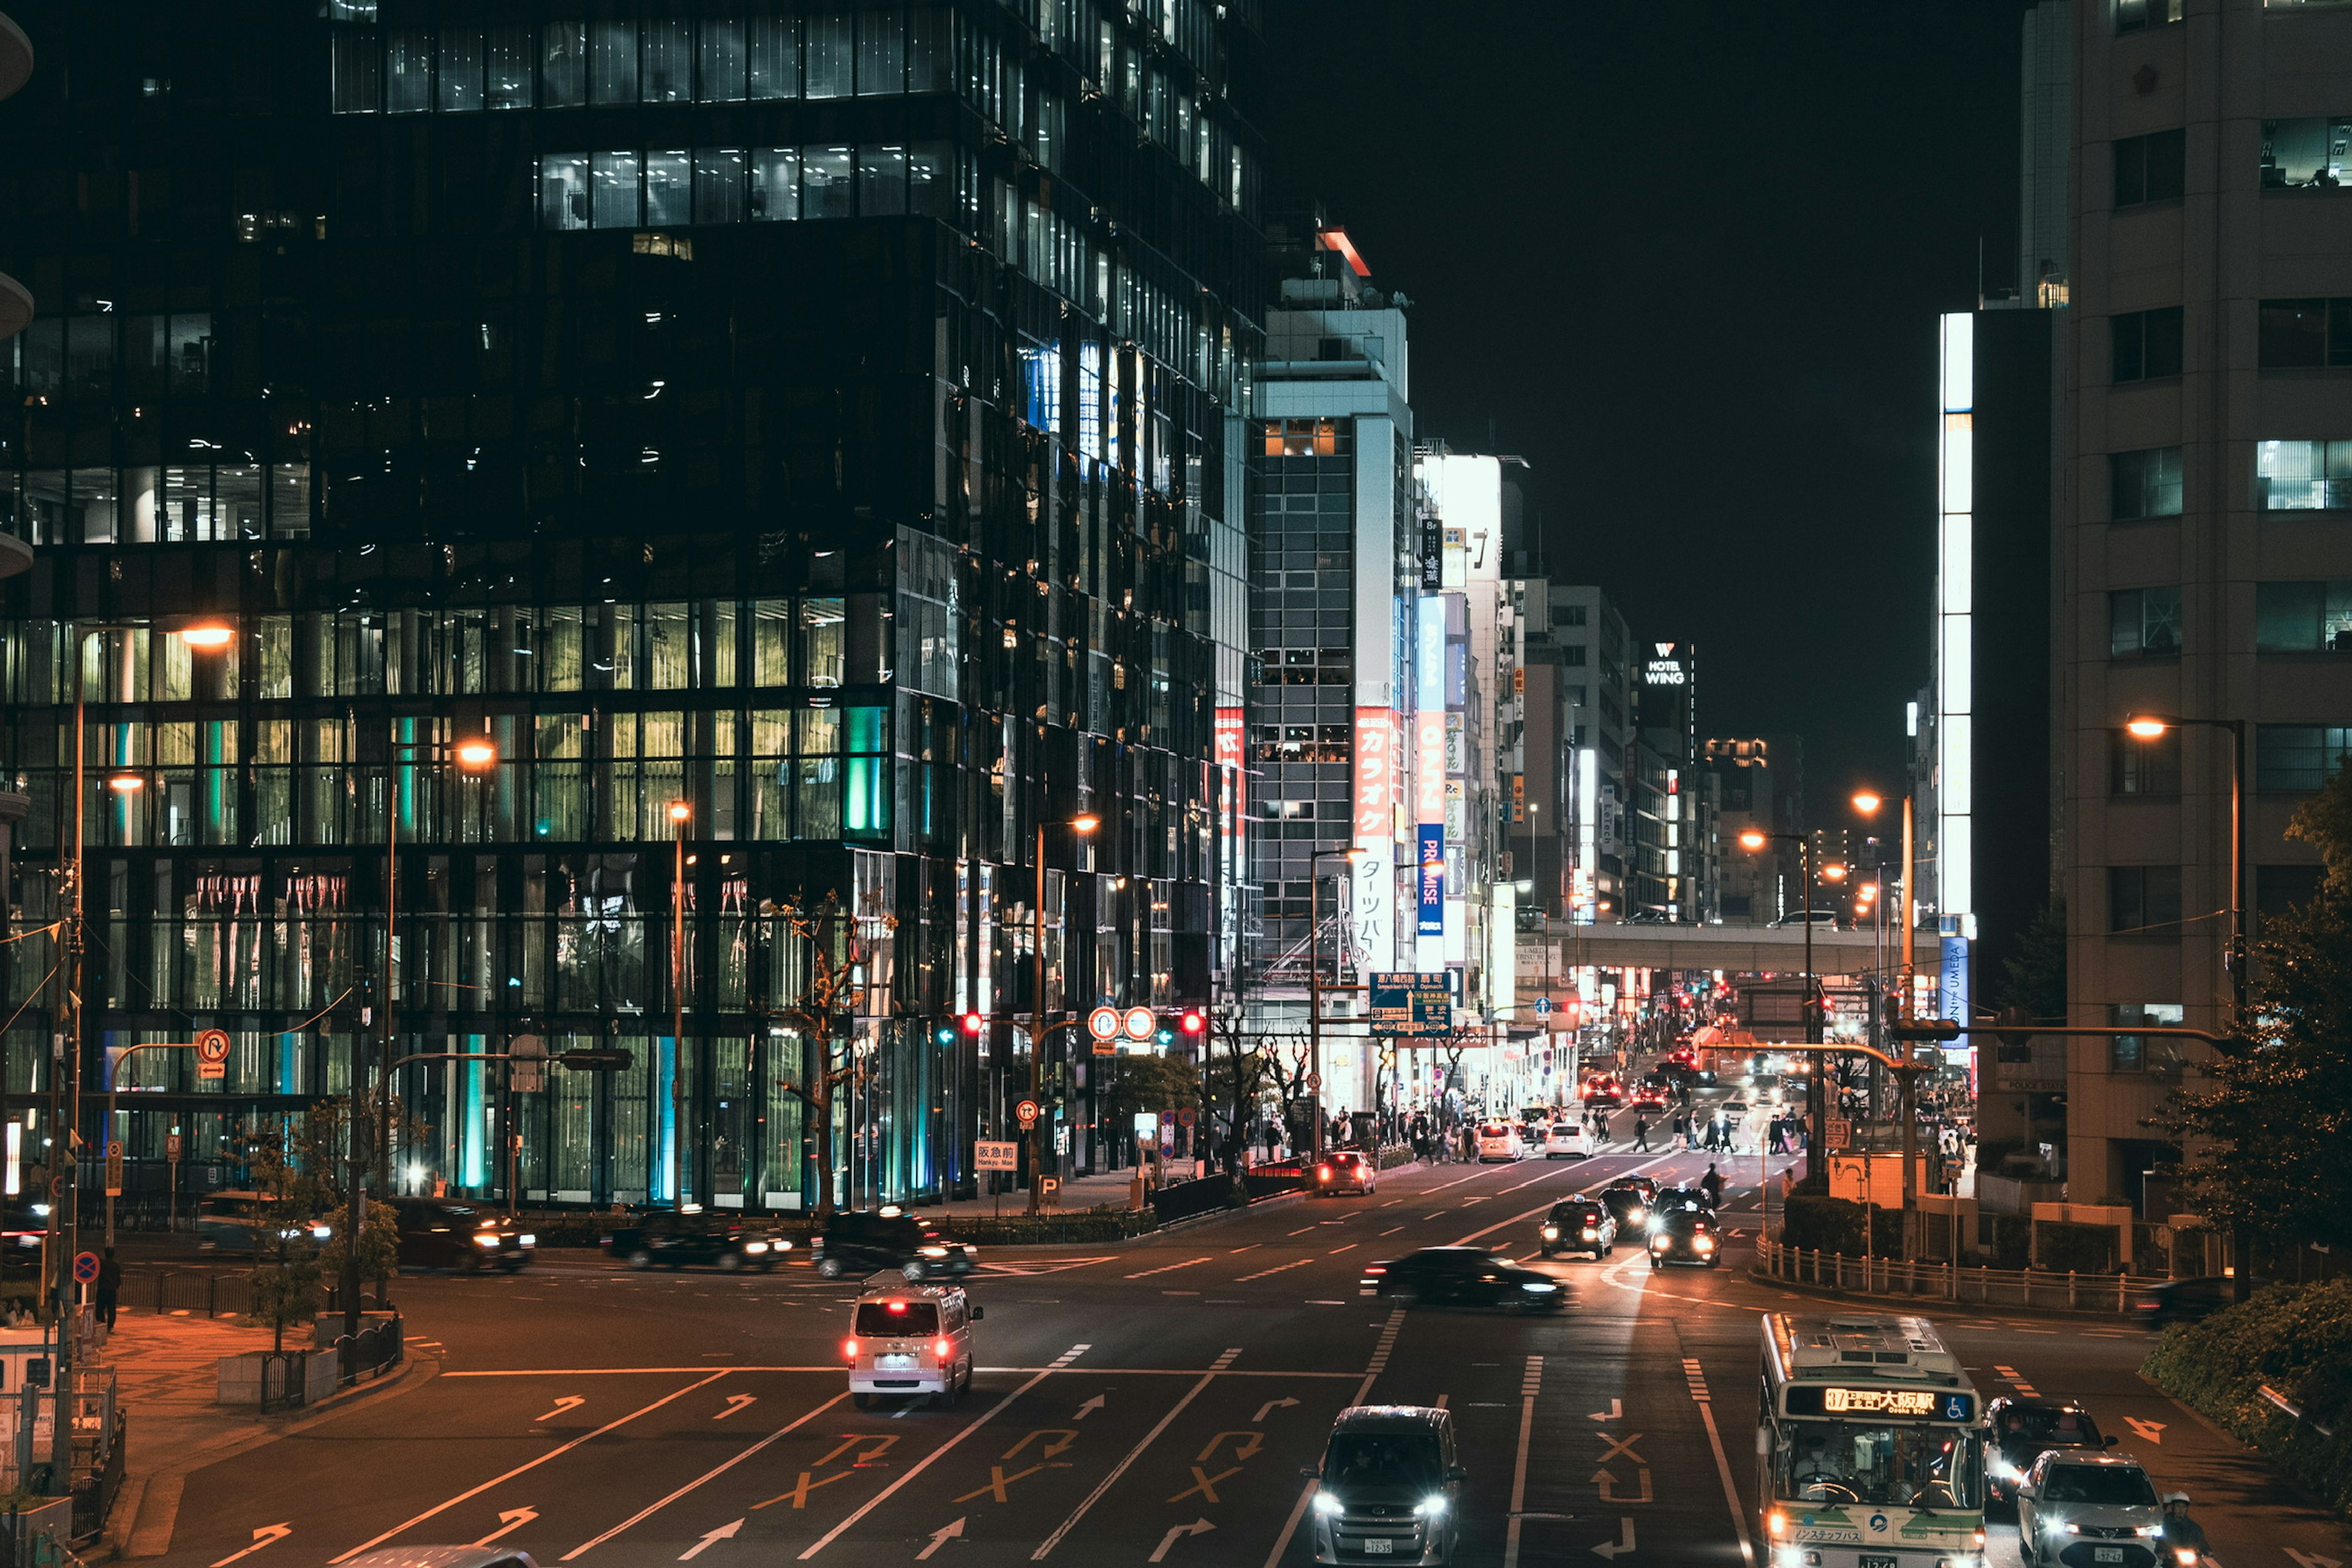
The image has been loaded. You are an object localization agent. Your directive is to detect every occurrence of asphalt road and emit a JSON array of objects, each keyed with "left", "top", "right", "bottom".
[{"left": 150, "top": 1128, "right": 2352, "bottom": 1568}]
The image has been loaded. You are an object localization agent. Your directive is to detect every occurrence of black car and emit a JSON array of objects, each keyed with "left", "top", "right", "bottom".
[
  {"left": 604, "top": 1208, "right": 793, "bottom": 1272},
  {"left": 1539, "top": 1199, "right": 1616, "bottom": 1260},
  {"left": 1359, "top": 1247, "right": 1566, "bottom": 1311},
  {"left": 1985, "top": 1398, "right": 2116, "bottom": 1509},
  {"left": 1644, "top": 1209, "right": 1723, "bottom": 1268},
  {"left": 812, "top": 1207, "right": 976, "bottom": 1281},
  {"left": 1651, "top": 1186, "right": 1714, "bottom": 1218},
  {"left": 2132, "top": 1275, "right": 2272, "bottom": 1327},
  {"left": 1597, "top": 1183, "right": 1655, "bottom": 1235},
  {"left": 393, "top": 1199, "right": 535, "bottom": 1272}
]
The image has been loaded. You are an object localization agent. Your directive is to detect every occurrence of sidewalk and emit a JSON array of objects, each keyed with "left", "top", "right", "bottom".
[{"left": 92, "top": 1311, "right": 429, "bottom": 1560}]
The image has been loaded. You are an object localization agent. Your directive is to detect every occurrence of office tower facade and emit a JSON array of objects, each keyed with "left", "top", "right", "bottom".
[
  {"left": 1705, "top": 735, "right": 1803, "bottom": 922},
  {"left": 0, "top": 0, "right": 1267, "bottom": 1211},
  {"left": 2060, "top": 0, "right": 2352, "bottom": 1210}
]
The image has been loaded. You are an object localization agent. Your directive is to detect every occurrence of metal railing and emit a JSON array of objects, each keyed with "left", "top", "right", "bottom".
[{"left": 1755, "top": 1235, "right": 2169, "bottom": 1315}]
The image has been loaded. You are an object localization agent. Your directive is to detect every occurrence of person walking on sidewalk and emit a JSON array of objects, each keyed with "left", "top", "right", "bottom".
[{"left": 96, "top": 1246, "right": 122, "bottom": 1329}]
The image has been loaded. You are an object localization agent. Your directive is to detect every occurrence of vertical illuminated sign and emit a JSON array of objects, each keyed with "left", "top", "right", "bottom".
[
  {"left": 1938, "top": 311, "right": 1973, "bottom": 933},
  {"left": 1352, "top": 707, "right": 1398, "bottom": 981}
]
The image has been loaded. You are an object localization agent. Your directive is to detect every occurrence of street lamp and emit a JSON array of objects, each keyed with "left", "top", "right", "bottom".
[
  {"left": 1308, "top": 846, "right": 1365, "bottom": 1159},
  {"left": 1738, "top": 826, "right": 1826, "bottom": 1188},
  {"left": 668, "top": 799, "right": 692, "bottom": 1208},
  {"left": 1852, "top": 787, "right": 1930, "bottom": 1259},
  {"left": 1029, "top": 813, "right": 1098, "bottom": 1215},
  {"left": 2124, "top": 715, "right": 2247, "bottom": 1019}
]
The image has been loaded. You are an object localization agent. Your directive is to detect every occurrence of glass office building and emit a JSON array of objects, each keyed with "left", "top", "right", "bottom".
[{"left": 0, "top": 0, "right": 1264, "bottom": 1211}]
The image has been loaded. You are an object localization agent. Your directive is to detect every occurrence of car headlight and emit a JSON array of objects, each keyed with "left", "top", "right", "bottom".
[
  {"left": 2134, "top": 1526, "right": 2166, "bottom": 1539},
  {"left": 1652, "top": 1235, "right": 1670, "bottom": 1250},
  {"left": 518, "top": 1234, "right": 536, "bottom": 1248},
  {"left": 1521, "top": 1281, "right": 1557, "bottom": 1292},
  {"left": 744, "top": 1241, "right": 769, "bottom": 1254},
  {"left": 1541, "top": 1226, "right": 1560, "bottom": 1240},
  {"left": 473, "top": 1234, "right": 502, "bottom": 1248},
  {"left": 2059, "top": 1521, "right": 2082, "bottom": 1536},
  {"left": 311, "top": 1224, "right": 334, "bottom": 1240},
  {"left": 919, "top": 1245, "right": 949, "bottom": 1257},
  {"left": 2174, "top": 1551, "right": 2199, "bottom": 1566},
  {"left": 1694, "top": 1237, "right": 1716, "bottom": 1251},
  {"left": 1413, "top": 1494, "right": 1447, "bottom": 1517},
  {"left": 1311, "top": 1491, "right": 1343, "bottom": 1517}
]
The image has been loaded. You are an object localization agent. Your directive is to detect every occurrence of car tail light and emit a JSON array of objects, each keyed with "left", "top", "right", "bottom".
[
  {"left": 1317, "top": 1166, "right": 1332, "bottom": 1182},
  {"left": 934, "top": 1338, "right": 952, "bottom": 1360},
  {"left": 842, "top": 1338, "right": 860, "bottom": 1360},
  {"left": 1363, "top": 1265, "right": 1386, "bottom": 1275}
]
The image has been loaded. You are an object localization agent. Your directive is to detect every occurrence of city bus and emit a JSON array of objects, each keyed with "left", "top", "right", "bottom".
[{"left": 1758, "top": 1314, "right": 1986, "bottom": 1568}]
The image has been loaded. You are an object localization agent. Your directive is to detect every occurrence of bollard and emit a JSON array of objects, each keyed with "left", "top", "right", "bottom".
[{"left": 2068, "top": 1270, "right": 2078, "bottom": 1310}]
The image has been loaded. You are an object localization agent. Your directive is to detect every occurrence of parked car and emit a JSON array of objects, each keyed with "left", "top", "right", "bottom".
[
  {"left": 1303, "top": 1404, "right": 1464, "bottom": 1565},
  {"left": 1360, "top": 1248, "right": 1566, "bottom": 1311},
  {"left": 1540, "top": 1122, "right": 1592, "bottom": 1160},
  {"left": 603, "top": 1207, "right": 792, "bottom": 1272},
  {"left": 842, "top": 1281, "right": 981, "bottom": 1409},
  {"left": 2132, "top": 1275, "right": 2272, "bottom": 1327},
  {"left": 1311, "top": 1150, "right": 1378, "bottom": 1197},
  {"left": 1985, "top": 1398, "right": 2117, "bottom": 1510},
  {"left": 1474, "top": 1123, "right": 1525, "bottom": 1163},
  {"left": 1539, "top": 1198, "right": 1615, "bottom": 1259},
  {"left": 2015, "top": 1454, "right": 2163, "bottom": 1568},
  {"left": 812, "top": 1207, "right": 976, "bottom": 1281},
  {"left": 393, "top": 1199, "right": 535, "bottom": 1272}
]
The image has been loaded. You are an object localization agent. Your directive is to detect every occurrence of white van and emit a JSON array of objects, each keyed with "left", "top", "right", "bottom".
[{"left": 843, "top": 1282, "right": 982, "bottom": 1409}]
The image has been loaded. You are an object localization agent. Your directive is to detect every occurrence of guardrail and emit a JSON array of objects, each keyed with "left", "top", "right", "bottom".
[{"left": 1755, "top": 1235, "right": 2168, "bottom": 1316}]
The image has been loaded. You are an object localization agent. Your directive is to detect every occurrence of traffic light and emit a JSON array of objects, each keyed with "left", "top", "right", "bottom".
[
  {"left": 558, "top": 1049, "right": 635, "bottom": 1072},
  {"left": 1888, "top": 1019, "right": 1962, "bottom": 1042},
  {"left": 1994, "top": 1006, "right": 2035, "bottom": 1064},
  {"left": 933, "top": 1024, "right": 956, "bottom": 1047},
  {"left": 960, "top": 1012, "right": 985, "bottom": 1037},
  {"left": 1178, "top": 1007, "right": 1207, "bottom": 1038}
]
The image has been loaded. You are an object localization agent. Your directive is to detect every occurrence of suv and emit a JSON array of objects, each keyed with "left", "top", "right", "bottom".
[
  {"left": 1305, "top": 1405, "right": 1464, "bottom": 1565},
  {"left": 1312, "top": 1150, "right": 1377, "bottom": 1197},
  {"left": 1986, "top": 1398, "right": 2117, "bottom": 1509},
  {"left": 812, "top": 1207, "right": 976, "bottom": 1281},
  {"left": 393, "top": 1200, "right": 535, "bottom": 1272},
  {"left": 842, "top": 1282, "right": 982, "bottom": 1409},
  {"left": 1539, "top": 1198, "right": 1615, "bottom": 1259},
  {"left": 2016, "top": 1453, "right": 2164, "bottom": 1568},
  {"left": 604, "top": 1207, "right": 792, "bottom": 1272}
]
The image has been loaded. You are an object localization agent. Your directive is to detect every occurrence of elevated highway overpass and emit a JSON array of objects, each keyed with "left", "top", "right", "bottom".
[{"left": 1518, "top": 921, "right": 1944, "bottom": 980}]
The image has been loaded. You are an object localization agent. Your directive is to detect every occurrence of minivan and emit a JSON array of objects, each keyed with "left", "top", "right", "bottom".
[{"left": 842, "top": 1282, "right": 981, "bottom": 1409}]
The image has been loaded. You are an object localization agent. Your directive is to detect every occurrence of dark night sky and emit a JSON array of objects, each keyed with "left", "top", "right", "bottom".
[{"left": 1261, "top": 1, "right": 2025, "bottom": 823}]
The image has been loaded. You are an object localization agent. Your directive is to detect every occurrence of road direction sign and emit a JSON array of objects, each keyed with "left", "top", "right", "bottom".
[
  {"left": 1014, "top": 1099, "right": 1041, "bottom": 1130},
  {"left": 1826, "top": 1118, "right": 1853, "bottom": 1152},
  {"left": 1121, "top": 1006, "right": 1155, "bottom": 1041},
  {"left": 974, "top": 1140, "right": 1018, "bottom": 1172},
  {"left": 1534, "top": 997, "right": 1553, "bottom": 1017},
  {"left": 195, "top": 1027, "right": 232, "bottom": 1081},
  {"left": 1368, "top": 973, "right": 1452, "bottom": 1039},
  {"left": 71, "top": 1251, "right": 100, "bottom": 1285}
]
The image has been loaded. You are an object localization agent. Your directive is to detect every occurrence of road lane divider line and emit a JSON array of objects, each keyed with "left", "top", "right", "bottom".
[
  {"left": 1262, "top": 1306, "right": 1404, "bottom": 1568},
  {"left": 794, "top": 1344, "right": 1086, "bottom": 1559},
  {"left": 1693, "top": 1369, "right": 1757, "bottom": 1566},
  {"left": 1234, "top": 1257, "right": 1314, "bottom": 1282},
  {"left": 1123, "top": 1256, "right": 1215, "bottom": 1280},
  {"left": 444, "top": 1368, "right": 847, "bottom": 1377},
  {"left": 559, "top": 1392, "right": 849, "bottom": 1559},
  {"left": 1028, "top": 1351, "right": 1242, "bottom": 1559},
  {"left": 330, "top": 1372, "right": 733, "bottom": 1562},
  {"left": 1502, "top": 1356, "right": 1544, "bottom": 1568}
]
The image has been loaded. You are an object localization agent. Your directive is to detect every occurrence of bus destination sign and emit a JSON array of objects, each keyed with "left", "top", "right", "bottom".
[{"left": 1786, "top": 1386, "right": 1974, "bottom": 1422}]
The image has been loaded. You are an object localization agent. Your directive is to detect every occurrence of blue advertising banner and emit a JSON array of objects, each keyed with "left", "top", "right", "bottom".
[
  {"left": 1417, "top": 824, "right": 1446, "bottom": 936},
  {"left": 1938, "top": 935, "right": 1970, "bottom": 1028}
]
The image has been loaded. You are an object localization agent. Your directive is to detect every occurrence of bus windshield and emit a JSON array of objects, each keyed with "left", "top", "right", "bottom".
[{"left": 1775, "top": 1421, "right": 1980, "bottom": 1510}]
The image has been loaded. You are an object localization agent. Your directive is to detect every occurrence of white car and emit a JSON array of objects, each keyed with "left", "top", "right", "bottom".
[
  {"left": 1542, "top": 1123, "right": 1593, "bottom": 1159},
  {"left": 2015, "top": 1453, "right": 2164, "bottom": 1567},
  {"left": 1475, "top": 1122, "right": 1525, "bottom": 1162}
]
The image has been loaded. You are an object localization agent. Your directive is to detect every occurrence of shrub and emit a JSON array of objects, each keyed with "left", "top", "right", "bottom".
[
  {"left": 2038, "top": 1219, "right": 2122, "bottom": 1275},
  {"left": 2143, "top": 1278, "right": 2352, "bottom": 1515},
  {"left": 1779, "top": 1196, "right": 1901, "bottom": 1256}
]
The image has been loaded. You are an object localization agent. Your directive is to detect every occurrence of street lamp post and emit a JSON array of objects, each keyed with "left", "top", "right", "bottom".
[
  {"left": 1306, "top": 847, "right": 1363, "bottom": 1160},
  {"left": 1030, "top": 814, "right": 1099, "bottom": 1215},
  {"left": 1738, "top": 827, "right": 1823, "bottom": 1188},
  {"left": 667, "top": 799, "right": 692, "bottom": 1208}
]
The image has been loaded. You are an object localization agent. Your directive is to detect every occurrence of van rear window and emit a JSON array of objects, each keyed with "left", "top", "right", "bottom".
[{"left": 854, "top": 1301, "right": 941, "bottom": 1336}]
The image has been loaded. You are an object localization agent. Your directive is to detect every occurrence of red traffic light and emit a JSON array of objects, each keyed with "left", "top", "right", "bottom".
[
  {"left": 1178, "top": 1008, "right": 1207, "bottom": 1036},
  {"left": 960, "top": 1012, "right": 984, "bottom": 1036}
]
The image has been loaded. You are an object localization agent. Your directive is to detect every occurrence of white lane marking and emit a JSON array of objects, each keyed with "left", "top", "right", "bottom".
[
  {"left": 1502, "top": 1357, "right": 1544, "bottom": 1568},
  {"left": 675, "top": 1520, "right": 741, "bottom": 1561},
  {"left": 445, "top": 1368, "right": 845, "bottom": 1376},
  {"left": 1125, "top": 1256, "right": 1215, "bottom": 1280},
  {"left": 331, "top": 1373, "right": 732, "bottom": 1562},
  {"left": 1029, "top": 1353, "right": 1243, "bottom": 1559},
  {"left": 1694, "top": 1363, "right": 1757, "bottom": 1566},
  {"left": 714, "top": 1394, "right": 757, "bottom": 1420},
  {"left": 1328, "top": 1245, "right": 1356, "bottom": 1256},
  {"left": 560, "top": 1392, "right": 847, "bottom": 1558},
  {"left": 1147, "top": 1519, "right": 1215, "bottom": 1563},
  {"left": 793, "top": 1346, "right": 1085, "bottom": 1559},
  {"left": 536, "top": 1396, "right": 587, "bottom": 1421},
  {"left": 471, "top": 1509, "right": 538, "bottom": 1548},
  {"left": 1235, "top": 1257, "right": 1314, "bottom": 1283},
  {"left": 211, "top": 1526, "right": 292, "bottom": 1568},
  {"left": 1379, "top": 1227, "right": 1404, "bottom": 1237}
]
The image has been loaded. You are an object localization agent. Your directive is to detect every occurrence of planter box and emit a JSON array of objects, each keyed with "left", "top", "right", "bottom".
[{"left": 216, "top": 1348, "right": 339, "bottom": 1408}]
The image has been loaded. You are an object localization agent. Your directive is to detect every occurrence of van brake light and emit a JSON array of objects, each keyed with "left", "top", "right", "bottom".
[{"left": 842, "top": 1338, "right": 859, "bottom": 1360}]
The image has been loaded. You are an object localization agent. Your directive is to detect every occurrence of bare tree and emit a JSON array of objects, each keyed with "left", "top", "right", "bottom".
[
  {"left": 1200, "top": 1006, "right": 1276, "bottom": 1175},
  {"left": 769, "top": 892, "right": 895, "bottom": 1221}
]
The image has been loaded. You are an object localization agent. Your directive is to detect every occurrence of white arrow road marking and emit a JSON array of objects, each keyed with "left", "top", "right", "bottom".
[
  {"left": 1030, "top": 1355, "right": 1244, "bottom": 1559},
  {"left": 1591, "top": 1518, "right": 1636, "bottom": 1559},
  {"left": 914, "top": 1520, "right": 965, "bottom": 1561},
  {"left": 2124, "top": 1417, "right": 2166, "bottom": 1444},
  {"left": 715, "top": 1394, "right": 758, "bottom": 1420},
  {"left": 1073, "top": 1396, "right": 1106, "bottom": 1420},
  {"left": 536, "top": 1396, "right": 587, "bottom": 1422},
  {"left": 333, "top": 1374, "right": 732, "bottom": 1564},
  {"left": 1254, "top": 1396, "right": 1300, "bottom": 1423},
  {"left": 2285, "top": 1551, "right": 2345, "bottom": 1568},
  {"left": 1589, "top": 1400, "right": 1623, "bottom": 1422},
  {"left": 472, "top": 1510, "right": 538, "bottom": 1548},
  {"left": 1147, "top": 1520, "right": 1215, "bottom": 1564},
  {"left": 677, "top": 1521, "right": 741, "bottom": 1561},
  {"left": 212, "top": 1525, "right": 292, "bottom": 1567},
  {"left": 562, "top": 1393, "right": 848, "bottom": 1559}
]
